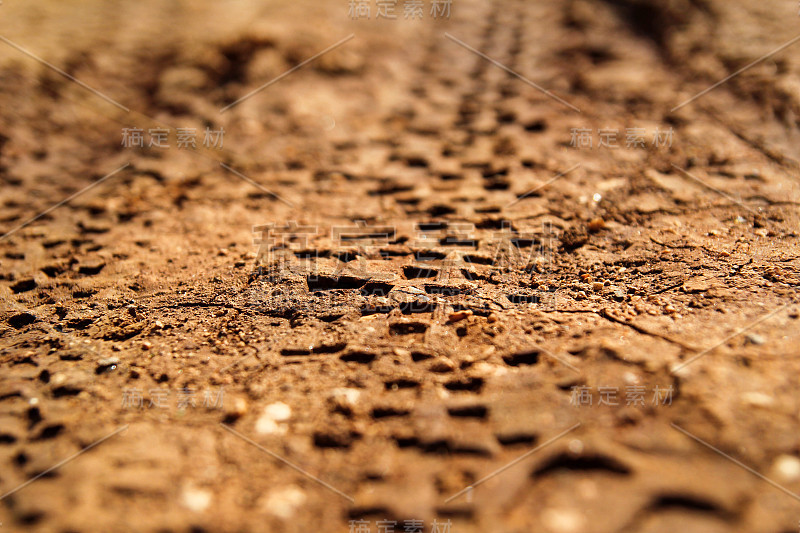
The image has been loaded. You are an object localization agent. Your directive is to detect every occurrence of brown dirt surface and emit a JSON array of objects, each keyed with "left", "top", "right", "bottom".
[{"left": 1, "top": 1, "right": 800, "bottom": 532}]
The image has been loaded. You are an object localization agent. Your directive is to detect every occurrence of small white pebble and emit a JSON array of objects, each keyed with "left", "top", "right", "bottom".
[
  {"left": 181, "top": 485, "right": 212, "bottom": 512},
  {"left": 773, "top": 455, "right": 800, "bottom": 482},
  {"left": 744, "top": 333, "right": 765, "bottom": 345},
  {"left": 470, "top": 361, "right": 506, "bottom": 378},
  {"left": 740, "top": 392, "right": 774, "bottom": 408},
  {"left": 255, "top": 402, "right": 292, "bottom": 434},
  {"left": 255, "top": 418, "right": 287, "bottom": 436},
  {"left": 263, "top": 402, "right": 292, "bottom": 422},
  {"left": 263, "top": 486, "right": 306, "bottom": 519},
  {"left": 568, "top": 439, "right": 584, "bottom": 454},
  {"left": 226, "top": 397, "right": 248, "bottom": 419},
  {"left": 542, "top": 507, "right": 584, "bottom": 533},
  {"left": 330, "top": 388, "right": 361, "bottom": 406}
]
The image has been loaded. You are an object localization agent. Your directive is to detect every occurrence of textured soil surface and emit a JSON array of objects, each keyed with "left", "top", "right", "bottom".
[{"left": 1, "top": 1, "right": 800, "bottom": 532}]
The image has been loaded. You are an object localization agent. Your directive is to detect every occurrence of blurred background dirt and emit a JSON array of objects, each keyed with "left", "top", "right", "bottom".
[{"left": 1, "top": 0, "right": 799, "bottom": 532}]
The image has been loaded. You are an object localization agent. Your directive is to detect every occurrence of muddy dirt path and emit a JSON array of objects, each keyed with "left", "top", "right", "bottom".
[{"left": 1, "top": 1, "right": 799, "bottom": 532}]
